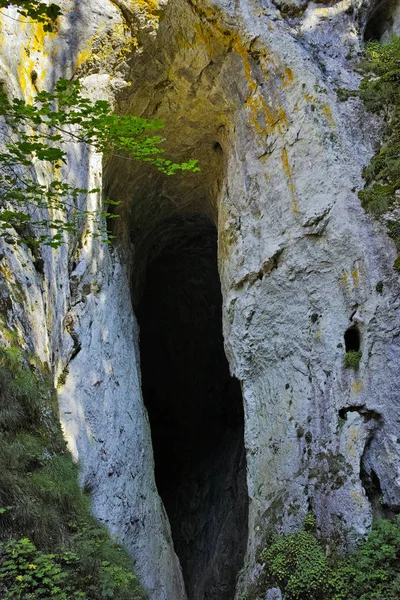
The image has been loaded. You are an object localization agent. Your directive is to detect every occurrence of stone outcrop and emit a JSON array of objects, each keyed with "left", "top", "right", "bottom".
[{"left": 1, "top": 0, "right": 400, "bottom": 598}]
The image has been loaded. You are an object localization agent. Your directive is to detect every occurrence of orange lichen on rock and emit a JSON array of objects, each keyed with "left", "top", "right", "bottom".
[
  {"left": 191, "top": 11, "right": 290, "bottom": 138},
  {"left": 281, "top": 147, "right": 297, "bottom": 212},
  {"left": 322, "top": 103, "right": 335, "bottom": 127},
  {"left": 281, "top": 66, "right": 294, "bottom": 87}
]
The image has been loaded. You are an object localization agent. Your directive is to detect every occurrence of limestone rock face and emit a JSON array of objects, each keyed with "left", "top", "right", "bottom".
[{"left": 1, "top": 0, "right": 400, "bottom": 598}]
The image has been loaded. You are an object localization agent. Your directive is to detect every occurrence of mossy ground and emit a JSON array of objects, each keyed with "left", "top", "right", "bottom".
[{"left": 0, "top": 343, "right": 146, "bottom": 599}]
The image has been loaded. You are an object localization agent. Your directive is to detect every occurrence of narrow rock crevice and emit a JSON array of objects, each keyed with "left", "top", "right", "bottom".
[
  {"left": 135, "top": 214, "right": 248, "bottom": 600},
  {"left": 360, "top": 437, "right": 394, "bottom": 519}
]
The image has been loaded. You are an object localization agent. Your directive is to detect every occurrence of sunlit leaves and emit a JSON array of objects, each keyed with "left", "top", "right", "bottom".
[
  {"left": 0, "top": 1, "right": 61, "bottom": 31},
  {"left": 0, "top": 79, "right": 199, "bottom": 248}
]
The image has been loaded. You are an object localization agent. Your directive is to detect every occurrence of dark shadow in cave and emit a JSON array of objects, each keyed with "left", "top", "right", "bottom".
[
  {"left": 136, "top": 214, "right": 248, "bottom": 600},
  {"left": 344, "top": 326, "right": 360, "bottom": 352},
  {"left": 364, "top": 0, "right": 399, "bottom": 41}
]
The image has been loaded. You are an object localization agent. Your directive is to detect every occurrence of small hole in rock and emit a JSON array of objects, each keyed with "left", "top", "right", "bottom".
[
  {"left": 213, "top": 141, "right": 223, "bottom": 153},
  {"left": 344, "top": 325, "right": 360, "bottom": 352}
]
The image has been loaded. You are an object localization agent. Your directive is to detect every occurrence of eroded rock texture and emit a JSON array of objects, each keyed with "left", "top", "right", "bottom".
[{"left": 1, "top": 0, "right": 400, "bottom": 598}]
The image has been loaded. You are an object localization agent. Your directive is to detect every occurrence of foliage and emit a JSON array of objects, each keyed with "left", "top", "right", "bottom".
[
  {"left": 261, "top": 529, "right": 328, "bottom": 599},
  {"left": 328, "top": 517, "right": 400, "bottom": 600},
  {"left": 0, "top": 1, "right": 61, "bottom": 31},
  {"left": 303, "top": 512, "right": 317, "bottom": 532},
  {"left": 0, "top": 79, "right": 199, "bottom": 248},
  {"left": 0, "top": 532, "right": 144, "bottom": 600},
  {"left": 0, "top": 345, "right": 85, "bottom": 546},
  {"left": 344, "top": 350, "right": 362, "bottom": 369},
  {"left": 258, "top": 516, "right": 400, "bottom": 600},
  {"left": 0, "top": 344, "right": 146, "bottom": 599},
  {"left": 0, "top": 537, "right": 84, "bottom": 600},
  {"left": 357, "top": 36, "right": 400, "bottom": 264}
]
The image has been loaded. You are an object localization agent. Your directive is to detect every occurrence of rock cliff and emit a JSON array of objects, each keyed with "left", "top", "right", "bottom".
[{"left": 1, "top": 0, "right": 400, "bottom": 598}]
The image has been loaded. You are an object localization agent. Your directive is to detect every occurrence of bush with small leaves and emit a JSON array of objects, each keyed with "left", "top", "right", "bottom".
[
  {"left": 344, "top": 350, "right": 362, "bottom": 369},
  {"left": 327, "top": 516, "right": 400, "bottom": 600},
  {"left": 258, "top": 517, "right": 400, "bottom": 600},
  {"left": 0, "top": 537, "right": 84, "bottom": 600},
  {"left": 261, "top": 530, "right": 329, "bottom": 599}
]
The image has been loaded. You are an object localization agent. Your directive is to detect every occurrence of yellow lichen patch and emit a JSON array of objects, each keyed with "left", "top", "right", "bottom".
[
  {"left": 351, "top": 379, "right": 365, "bottom": 395},
  {"left": 76, "top": 47, "right": 93, "bottom": 70},
  {"left": 341, "top": 271, "right": 348, "bottom": 286},
  {"left": 18, "top": 50, "right": 35, "bottom": 99},
  {"left": 0, "top": 31, "right": 5, "bottom": 51},
  {"left": 351, "top": 490, "right": 364, "bottom": 509},
  {"left": 281, "top": 66, "right": 294, "bottom": 87},
  {"left": 0, "top": 262, "right": 13, "bottom": 281},
  {"left": 281, "top": 147, "right": 297, "bottom": 212},
  {"left": 351, "top": 268, "right": 360, "bottom": 287},
  {"left": 129, "top": 0, "right": 159, "bottom": 20},
  {"left": 17, "top": 21, "right": 56, "bottom": 100},
  {"left": 76, "top": 21, "right": 137, "bottom": 73},
  {"left": 193, "top": 15, "right": 289, "bottom": 137},
  {"left": 245, "top": 89, "right": 288, "bottom": 137},
  {"left": 322, "top": 104, "right": 335, "bottom": 127}
]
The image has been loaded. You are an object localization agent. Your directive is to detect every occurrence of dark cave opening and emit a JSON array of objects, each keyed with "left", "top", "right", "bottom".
[
  {"left": 136, "top": 214, "right": 248, "bottom": 600},
  {"left": 364, "top": 0, "right": 398, "bottom": 41},
  {"left": 344, "top": 326, "right": 360, "bottom": 352}
]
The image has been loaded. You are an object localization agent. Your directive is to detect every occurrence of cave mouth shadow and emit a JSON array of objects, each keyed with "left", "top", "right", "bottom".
[{"left": 135, "top": 213, "right": 248, "bottom": 600}]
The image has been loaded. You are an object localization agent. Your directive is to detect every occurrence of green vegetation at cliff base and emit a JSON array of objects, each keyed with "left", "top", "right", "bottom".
[
  {"left": 245, "top": 514, "right": 400, "bottom": 600},
  {"left": 0, "top": 344, "right": 146, "bottom": 600}
]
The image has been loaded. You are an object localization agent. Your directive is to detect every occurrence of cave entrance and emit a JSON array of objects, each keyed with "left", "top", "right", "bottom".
[
  {"left": 344, "top": 326, "right": 360, "bottom": 352},
  {"left": 136, "top": 214, "right": 248, "bottom": 600},
  {"left": 364, "top": 0, "right": 400, "bottom": 41}
]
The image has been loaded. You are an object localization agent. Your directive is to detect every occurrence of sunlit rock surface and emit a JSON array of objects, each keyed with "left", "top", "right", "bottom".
[{"left": 1, "top": 0, "right": 400, "bottom": 598}]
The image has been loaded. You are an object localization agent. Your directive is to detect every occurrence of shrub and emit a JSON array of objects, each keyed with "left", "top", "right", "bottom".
[
  {"left": 258, "top": 517, "right": 400, "bottom": 600},
  {"left": 344, "top": 350, "right": 362, "bottom": 369},
  {"left": 261, "top": 530, "right": 329, "bottom": 599},
  {"left": 0, "top": 537, "right": 84, "bottom": 600},
  {"left": 327, "top": 517, "right": 400, "bottom": 600}
]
